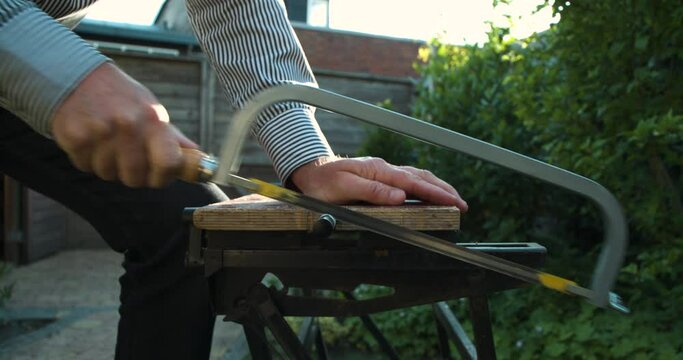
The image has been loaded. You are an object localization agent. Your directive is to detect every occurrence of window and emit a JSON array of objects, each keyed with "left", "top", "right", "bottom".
[
  {"left": 284, "top": 0, "right": 329, "bottom": 27},
  {"left": 284, "top": 0, "right": 307, "bottom": 23}
]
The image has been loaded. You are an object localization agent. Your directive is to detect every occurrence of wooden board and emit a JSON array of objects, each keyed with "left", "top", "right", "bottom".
[{"left": 193, "top": 194, "right": 460, "bottom": 231}]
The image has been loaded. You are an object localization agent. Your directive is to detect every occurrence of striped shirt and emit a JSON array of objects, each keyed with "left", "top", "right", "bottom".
[{"left": 0, "top": 0, "right": 334, "bottom": 183}]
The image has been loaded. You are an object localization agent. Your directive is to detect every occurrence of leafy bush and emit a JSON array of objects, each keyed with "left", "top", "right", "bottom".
[{"left": 347, "top": 0, "right": 683, "bottom": 358}]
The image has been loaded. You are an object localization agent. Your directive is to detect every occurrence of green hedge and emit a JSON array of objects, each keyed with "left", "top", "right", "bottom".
[{"left": 351, "top": 0, "right": 682, "bottom": 358}]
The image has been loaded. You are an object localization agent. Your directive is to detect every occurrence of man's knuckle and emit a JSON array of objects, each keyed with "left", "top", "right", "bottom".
[
  {"left": 92, "top": 157, "right": 114, "bottom": 178},
  {"left": 121, "top": 171, "right": 145, "bottom": 187},
  {"left": 358, "top": 158, "right": 385, "bottom": 179},
  {"left": 94, "top": 168, "right": 115, "bottom": 182},
  {"left": 84, "top": 115, "right": 114, "bottom": 139},
  {"left": 123, "top": 163, "right": 146, "bottom": 177},
  {"left": 153, "top": 162, "right": 177, "bottom": 179},
  {"left": 156, "top": 161, "right": 175, "bottom": 173},
  {"left": 66, "top": 132, "right": 94, "bottom": 150},
  {"left": 395, "top": 168, "right": 415, "bottom": 180},
  {"left": 115, "top": 114, "right": 138, "bottom": 133},
  {"left": 369, "top": 157, "right": 387, "bottom": 166},
  {"left": 420, "top": 169, "right": 433, "bottom": 177},
  {"left": 368, "top": 182, "right": 388, "bottom": 198},
  {"left": 120, "top": 163, "right": 146, "bottom": 184}
]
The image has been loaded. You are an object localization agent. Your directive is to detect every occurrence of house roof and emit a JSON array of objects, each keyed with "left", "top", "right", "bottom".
[
  {"left": 78, "top": 3, "right": 424, "bottom": 79},
  {"left": 75, "top": 20, "right": 197, "bottom": 48}
]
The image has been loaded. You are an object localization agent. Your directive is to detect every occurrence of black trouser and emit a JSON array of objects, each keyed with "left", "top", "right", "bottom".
[{"left": 0, "top": 108, "right": 227, "bottom": 359}]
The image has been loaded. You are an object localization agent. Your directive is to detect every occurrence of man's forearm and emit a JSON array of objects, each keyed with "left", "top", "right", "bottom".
[
  {"left": 0, "top": 0, "right": 107, "bottom": 135},
  {"left": 186, "top": 0, "right": 334, "bottom": 184}
]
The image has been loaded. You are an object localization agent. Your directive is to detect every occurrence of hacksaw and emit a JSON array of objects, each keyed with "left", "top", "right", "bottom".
[{"left": 179, "top": 84, "right": 629, "bottom": 313}]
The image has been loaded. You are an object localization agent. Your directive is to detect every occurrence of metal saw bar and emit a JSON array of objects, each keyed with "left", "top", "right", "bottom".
[
  {"left": 211, "top": 84, "right": 629, "bottom": 312},
  {"left": 218, "top": 174, "right": 629, "bottom": 312}
]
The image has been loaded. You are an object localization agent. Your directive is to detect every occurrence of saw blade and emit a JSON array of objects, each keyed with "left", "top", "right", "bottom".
[{"left": 219, "top": 174, "right": 596, "bottom": 299}]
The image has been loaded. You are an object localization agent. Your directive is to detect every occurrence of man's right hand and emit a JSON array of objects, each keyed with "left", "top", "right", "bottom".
[{"left": 51, "top": 63, "right": 197, "bottom": 188}]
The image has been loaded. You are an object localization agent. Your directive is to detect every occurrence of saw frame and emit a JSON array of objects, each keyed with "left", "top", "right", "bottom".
[{"left": 202, "top": 84, "right": 629, "bottom": 312}]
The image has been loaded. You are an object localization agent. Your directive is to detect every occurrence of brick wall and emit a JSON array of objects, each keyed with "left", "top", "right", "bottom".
[{"left": 294, "top": 25, "right": 423, "bottom": 78}]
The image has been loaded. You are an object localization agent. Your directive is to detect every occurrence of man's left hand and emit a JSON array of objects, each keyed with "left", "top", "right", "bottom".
[{"left": 290, "top": 156, "right": 468, "bottom": 211}]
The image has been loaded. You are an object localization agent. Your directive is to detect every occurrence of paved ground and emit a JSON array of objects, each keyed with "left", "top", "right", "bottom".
[{"left": 0, "top": 250, "right": 244, "bottom": 359}]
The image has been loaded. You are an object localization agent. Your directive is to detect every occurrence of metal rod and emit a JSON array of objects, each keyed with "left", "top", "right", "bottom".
[{"left": 433, "top": 302, "right": 477, "bottom": 360}]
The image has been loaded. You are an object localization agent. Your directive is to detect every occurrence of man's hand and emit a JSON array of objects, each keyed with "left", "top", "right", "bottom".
[
  {"left": 290, "top": 156, "right": 468, "bottom": 211},
  {"left": 52, "top": 63, "right": 196, "bottom": 188}
]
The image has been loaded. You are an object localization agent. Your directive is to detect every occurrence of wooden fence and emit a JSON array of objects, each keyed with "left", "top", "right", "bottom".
[{"left": 3, "top": 49, "right": 415, "bottom": 261}]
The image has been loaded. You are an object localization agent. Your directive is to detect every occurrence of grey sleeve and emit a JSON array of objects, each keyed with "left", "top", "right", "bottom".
[
  {"left": 0, "top": 0, "right": 108, "bottom": 135},
  {"left": 186, "top": 0, "right": 334, "bottom": 184}
]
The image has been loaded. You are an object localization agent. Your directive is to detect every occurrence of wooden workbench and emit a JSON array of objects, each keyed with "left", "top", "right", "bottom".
[
  {"left": 192, "top": 194, "right": 460, "bottom": 232},
  {"left": 185, "top": 195, "right": 543, "bottom": 360}
]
